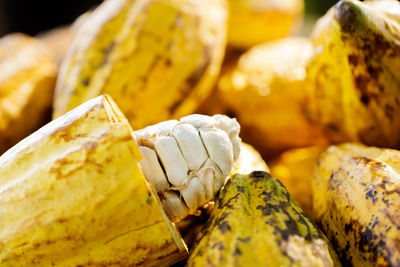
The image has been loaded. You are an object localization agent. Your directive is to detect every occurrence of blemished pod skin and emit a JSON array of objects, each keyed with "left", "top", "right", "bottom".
[
  {"left": 307, "top": 0, "right": 400, "bottom": 148},
  {"left": 53, "top": 0, "right": 227, "bottom": 130},
  {"left": 270, "top": 146, "right": 325, "bottom": 217},
  {"left": 188, "top": 171, "right": 340, "bottom": 267},
  {"left": 313, "top": 143, "right": 400, "bottom": 266},
  {"left": 0, "top": 94, "right": 243, "bottom": 266},
  {"left": 0, "top": 95, "right": 187, "bottom": 266}
]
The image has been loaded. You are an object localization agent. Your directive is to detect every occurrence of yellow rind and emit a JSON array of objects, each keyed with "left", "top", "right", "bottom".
[
  {"left": 54, "top": 0, "right": 227, "bottom": 130},
  {"left": 188, "top": 171, "right": 340, "bottom": 267},
  {"left": 364, "top": 0, "right": 400, "bottom": 24},
  {"left": 0, "top": 33, "right": 57, "bottom": 154},
  {"left": 235, "top": 142, "right": 269, "bottom": 174},
  {"left": 178, "top": 143, "right": 267, "bottom": 250},
  {"left": 313, "top": 143, "right": 400, "bottom": 266},
  {"left": 270, "top": 146, "right": 324, "bottom": 217},
  {"left": 200, "top": 37, "right": 328, "bottom": 157},
  {"left": 227, "top": 0, "right": 304, "bottom": 48},
  {"left": 0, "top": 95, "right": 187, "bottom": 266},
  {"left": 307, "top": 0, "right": 400, "bottom": 147}
]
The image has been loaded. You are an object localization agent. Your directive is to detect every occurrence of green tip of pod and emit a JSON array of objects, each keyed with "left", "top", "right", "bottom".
[
  {"left": 188, "top": 171, "right": 341, "bottom": 267},
  {"left": 335, "top": 0, "right": 369, "bottom": 34}
]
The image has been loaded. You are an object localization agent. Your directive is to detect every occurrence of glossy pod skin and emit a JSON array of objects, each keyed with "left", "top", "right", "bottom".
[
  {"left": 270, "top": 146, "right": 325, "bottom": 217},
  {"left": 188, "top": 171, "right": 340, "bottom": 267},
  {"left": 0, "top": 95, "right": 187, "bottom": 266},
  {"left": 307, "top": 0, "right": 400, "bottom": 148},
  {"left": 200, "top": 37, "right": 328, "bottom": 157},
  {"left": 313, "top": 143, "right": 400, "bottom": 266},
  {"left": 53, "top": 0, "right": 227, "bottom": 130},
  {"left": 175, "top": 142, "right": 267, "bottom": 249},
  {"left": 227, "top": 0, "right": 304, "bottom": 48},
  {"left": 235, "top": 142, "right": 269, "bottom": 174},
  {"left": 0, "top": 33, "right": 57, "bottom": 154}
]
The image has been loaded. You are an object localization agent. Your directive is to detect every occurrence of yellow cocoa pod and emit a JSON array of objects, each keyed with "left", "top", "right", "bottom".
[
  {"left": 188, "top": 171, "right": 340, "bottom": 266},
  {"left": 313, "top": 143, "right": 400, "bottom": 266},
  {"left": 0, "top": 95, "right": 187, "bottom": 266},
  {"left": 227, "top": 0, "right": 304, "bottom": 48},
  {"left": 270, "top": 146, "right": 324, "bottom": 217},
  {"left": 307, "top": 0, "right": 400, "bottom": 147},
  {"left": 363, "top": 0, "right": 400, "bottom": 24},
  {"left": 200, "top": 37, "right": 328, "bottom": 157},
  {"left": 177, "top": 142, "right": 266, "bottom": 249},
  {"left": 53, "top": 0, "right": 227, "bottom": 130},
  {"left": 0, "top": 33, "right": 57, "bottom": 154},
  {"left": 235, "top": 142, "right": 269, "bottom": 174}
]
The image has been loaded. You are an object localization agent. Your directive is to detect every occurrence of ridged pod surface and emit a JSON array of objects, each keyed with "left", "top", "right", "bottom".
[
  {"left": 307, "top": 0, "right": 400, "bottom": 147},
  {"left": 0, "top": 33, "right": 57, "bottom": 154},
  {"left": 363, "top": 0, "right": 400, "bottom": 25},
  {"left": 0, "top": 95, "right": 187, "bottom": 266},
  {"left": 227, "top": 0, "right": 304, "bottom": 48},
  {"left": 313, "top": 143, "right": 400, "bottom": 266},
  {"left": 176, "top": 142, "right": 267, "bottom": 249},
  {"left": 54, "top": 0, "right": 227, "bottom": 130},
  {"left": 270, "top": 146, "right": 324, "bottom": 217},
  {"left": 188, "top": 171, "right": 340, "bottom": 267},
  {"left": 200, "top": 37, "right": 328, "bottom": 157}
]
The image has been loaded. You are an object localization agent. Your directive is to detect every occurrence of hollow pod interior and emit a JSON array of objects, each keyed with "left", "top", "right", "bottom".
[{"left": 0, "top": 95, "right": 186, "bottom": 266}]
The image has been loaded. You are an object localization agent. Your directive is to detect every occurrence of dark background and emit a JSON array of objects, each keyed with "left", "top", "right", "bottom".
[
  {"left": 0, "top": 0, "right": 338, "bottom": 37},
  {"left": 0, "top": 0, "right": 102, "bottom": 36}
]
